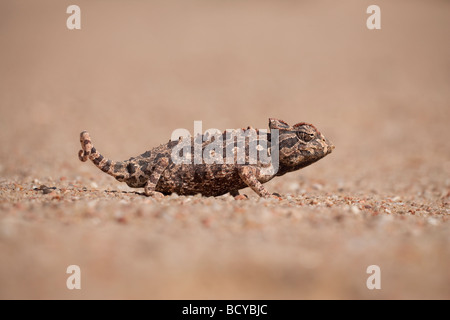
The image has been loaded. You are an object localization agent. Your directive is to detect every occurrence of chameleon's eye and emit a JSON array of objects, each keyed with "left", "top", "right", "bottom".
[{"left": 296, "top": 131, "right": 314, "bottom": 142}]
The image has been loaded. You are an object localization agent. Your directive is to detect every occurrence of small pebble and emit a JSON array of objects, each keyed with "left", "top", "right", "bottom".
[
  {"left": 351, "top": 205, "right": 361, "bottom": 214},
  {"left": 312, "top": 183, "right": 323, "bottom": 191},
  {"left": 288, "top": 182, "right": 300, "bottom": 191},
  {"left": 169, "top": 193, "right": 179, "bottom": 199}
]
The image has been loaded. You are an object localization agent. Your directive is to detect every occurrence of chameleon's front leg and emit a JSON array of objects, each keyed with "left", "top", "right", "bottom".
[
  {"left": 236, "top": 165, "right": 274, "bottom": 198},
  {"left": 144, "top": 157, "right": 169, "bottom": 198}
]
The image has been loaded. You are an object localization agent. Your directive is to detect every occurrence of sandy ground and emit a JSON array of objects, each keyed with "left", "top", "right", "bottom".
[{"left": 0, "top": 0, "right": 449, "bottom": 299}]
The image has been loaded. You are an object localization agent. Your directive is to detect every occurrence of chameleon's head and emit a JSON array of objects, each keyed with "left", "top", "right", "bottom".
[{"left": 269, "top": 118, "right": 334, "bottom": 173}]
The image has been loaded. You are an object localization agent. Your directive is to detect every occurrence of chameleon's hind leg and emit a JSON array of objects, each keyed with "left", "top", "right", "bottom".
[
  {"left": 144, "top": 157, "right": 169, "bottom": 198},
  {"left": 230, "top": 190, "right": 240, "bottom": 197},
  {"left": 230, "top": 189, "right": 249, "bottom": 200}
]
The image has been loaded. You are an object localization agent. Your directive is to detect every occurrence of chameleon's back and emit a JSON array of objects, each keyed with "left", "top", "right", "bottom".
[{"left": 156, "top": 131, "right": 273, "bottom": 196}]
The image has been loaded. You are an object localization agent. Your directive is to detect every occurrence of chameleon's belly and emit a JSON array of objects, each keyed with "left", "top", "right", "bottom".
[{"left": 155, "top": 164, "right": 248, "bottom": 196}]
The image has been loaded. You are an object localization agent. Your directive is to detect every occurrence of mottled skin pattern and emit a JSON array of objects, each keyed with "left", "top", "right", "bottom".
[{"left": 78, "top": 118, "right": 334, "bottom": 198}]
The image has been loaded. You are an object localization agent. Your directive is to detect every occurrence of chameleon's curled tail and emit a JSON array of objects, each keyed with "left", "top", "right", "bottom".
[
  {"left": 78, "top": 131, "right": 129, "bottom": 181},
  {"left": 78, "top": 131, "right": 93, "bottom": 162}
]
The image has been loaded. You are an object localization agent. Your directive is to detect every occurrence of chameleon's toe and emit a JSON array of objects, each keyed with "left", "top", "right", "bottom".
[
  {"left": 145, "top": 190, "right": 165, "bottom": 198},
  {"left": 270, "top": 193, "right": 283, "bottom": 201},
  {"left": 234, "top": 194, "right": 249, "bottom": 200}
]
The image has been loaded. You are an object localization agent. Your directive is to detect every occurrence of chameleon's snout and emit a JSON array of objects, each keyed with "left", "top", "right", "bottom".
[
  {"left": 328, "top": 139, "right": 335, "bottom": 152},
  {"left": 322, "top": 137, "right": 335, "bottom": 155}
]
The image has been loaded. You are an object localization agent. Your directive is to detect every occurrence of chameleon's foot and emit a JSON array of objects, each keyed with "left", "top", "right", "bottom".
[
  {"left": 270, "top": 193, "right": 283, "bottom": 201},
  {"left": 144, "top": 190, "right": 165, "bottom": 198},
  {"left": 230, "top": 190, "right": 240, "bottom": 197},
  {"left": 234, "top": 194, "right": 248, "bottom": 200}
]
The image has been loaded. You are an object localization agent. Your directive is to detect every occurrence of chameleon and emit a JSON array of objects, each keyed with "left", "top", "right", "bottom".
[{"left": 78, "top": 118, "right": 334, "bottom": 198}]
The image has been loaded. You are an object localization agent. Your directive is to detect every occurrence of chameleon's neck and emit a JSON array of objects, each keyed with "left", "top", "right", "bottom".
[{"left": 276, "top": 157, "right": 321, "bottom": 176}]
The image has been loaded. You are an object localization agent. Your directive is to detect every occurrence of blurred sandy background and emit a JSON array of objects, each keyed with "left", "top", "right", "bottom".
[{"left": 0, "top": 0, "right": 449, "bottom": 299}]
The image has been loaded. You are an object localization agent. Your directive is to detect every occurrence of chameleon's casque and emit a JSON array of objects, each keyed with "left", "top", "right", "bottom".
[{"left": 78, "top": 118, "right": 334, "bottom": 198}]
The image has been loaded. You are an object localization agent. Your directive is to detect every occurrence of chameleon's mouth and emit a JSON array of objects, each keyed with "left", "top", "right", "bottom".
[
  {"left": 329, "top": 142, "right": 335, "bottom": 152},
  {"left": 325, "top": 139, "right": 335, "bottom": 154}
]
